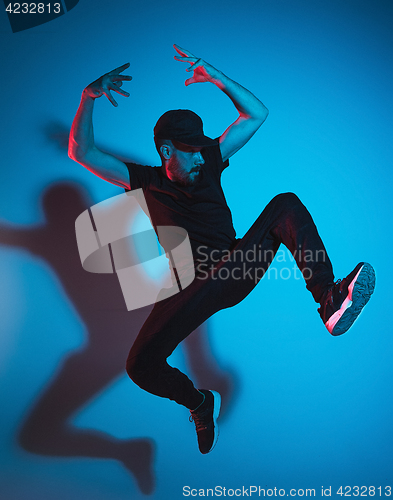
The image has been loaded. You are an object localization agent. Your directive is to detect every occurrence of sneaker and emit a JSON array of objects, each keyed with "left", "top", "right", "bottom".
[
  {"left": 318, "top": 262, "right": 375, "bottom": 336},
  {"left": 189, "top": 390, "right": 221, "bottom": 454}
]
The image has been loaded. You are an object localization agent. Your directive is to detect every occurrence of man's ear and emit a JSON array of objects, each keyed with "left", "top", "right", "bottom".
[{"left": 160, "top": 144, "right": 172, "bottom": 160}]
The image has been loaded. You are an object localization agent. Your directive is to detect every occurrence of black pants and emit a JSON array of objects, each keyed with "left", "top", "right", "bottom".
[{"left": 126, "top": 193, "right": 334, "bottom": 409}]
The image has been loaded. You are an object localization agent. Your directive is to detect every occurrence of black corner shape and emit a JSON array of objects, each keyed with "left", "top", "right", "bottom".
[{"left": 4, "top": 0, "right": 79, "bottom": 33}]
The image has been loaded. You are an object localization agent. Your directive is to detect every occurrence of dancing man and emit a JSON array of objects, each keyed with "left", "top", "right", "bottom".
[{"left": 68, "top": 45, "right": 375, "bottom": 455}]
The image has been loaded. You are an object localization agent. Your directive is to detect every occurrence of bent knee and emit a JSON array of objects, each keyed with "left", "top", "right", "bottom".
[
  {"left": 275, "top": 191, "right": 301, "bottom": 203},
  {"left": 126, "top": 355, "right": 146, "bottom": 385},
  {"left": 126, "top": 353, "right": 162, "bottom": 389},
  {"left": 272, "top": 192, "right": 303, "bottom": 209}
]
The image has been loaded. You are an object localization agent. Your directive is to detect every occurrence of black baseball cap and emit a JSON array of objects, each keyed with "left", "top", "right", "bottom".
[{"left": 154, "top": 109, "right": 217, "bottom": 147}]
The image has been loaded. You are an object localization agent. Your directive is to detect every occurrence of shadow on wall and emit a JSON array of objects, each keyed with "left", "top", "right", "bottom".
[{"left": 0, "top": 122, "right": 239, "bottom": 495}]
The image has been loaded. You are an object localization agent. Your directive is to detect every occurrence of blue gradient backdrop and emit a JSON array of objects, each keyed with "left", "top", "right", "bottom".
[{"left": 0, "top": 0, "right": 392, "bottom": 498}]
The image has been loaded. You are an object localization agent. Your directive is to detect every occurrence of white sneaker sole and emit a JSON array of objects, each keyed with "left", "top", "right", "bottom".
[
  {"left": 325, "top": 263, "right": 375, "bottom": 336},
  {"left": 208, "top": 390, "right": 221, "bottom": 453}
]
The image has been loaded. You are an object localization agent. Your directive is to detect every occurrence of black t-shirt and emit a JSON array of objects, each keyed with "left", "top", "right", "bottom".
[{"left": 124, "top": 143, "right": 236, "bottom": 259}]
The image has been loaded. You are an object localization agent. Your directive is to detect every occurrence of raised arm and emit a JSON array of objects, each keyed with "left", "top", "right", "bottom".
[
  {"left": 68, "top": 63, "right": 132, "bottom": 189},
  {"left": 174, "top": 45, "right": 269, "bottom": 163}
]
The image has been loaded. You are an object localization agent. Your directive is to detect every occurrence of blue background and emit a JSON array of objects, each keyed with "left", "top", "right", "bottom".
[{"left": 0, "top": 0, "right": 392, "bottom": 498}]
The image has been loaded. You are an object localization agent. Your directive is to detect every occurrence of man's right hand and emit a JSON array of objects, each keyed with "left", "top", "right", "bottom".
[{"left": 84, "top": 63, "right": 132, "bottom": 107}]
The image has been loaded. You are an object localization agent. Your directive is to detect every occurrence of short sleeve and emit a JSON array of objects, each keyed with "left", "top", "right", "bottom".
[
  {"left": 124, "top": 163, "right": 155, "bottom": 192},
  {"left": 202, "top": 140, "right": 229, "bottom": 176}
]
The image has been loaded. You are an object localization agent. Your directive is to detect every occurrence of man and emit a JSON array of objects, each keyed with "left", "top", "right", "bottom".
[{"left": 68, "top": 45, "right": 375, "bottom": 455}]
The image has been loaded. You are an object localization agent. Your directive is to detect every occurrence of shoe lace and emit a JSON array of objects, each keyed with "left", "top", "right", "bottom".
[
  {"left": 189, "top": 408, "right": 210, "bottom": 431},
  {"left": 327, "top": 278, "right": 341, "bottom": 291},
  {"left": 323, "top": 278, "right": 343, "bottom": 307}
]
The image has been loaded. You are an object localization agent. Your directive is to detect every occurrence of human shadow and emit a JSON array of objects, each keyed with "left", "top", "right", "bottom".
[
  {"left": 1, "top": 182, "right": 155, "bottom": 494},
  {"left": 0, "top": 122, "right": 238, "bottom": 494}
]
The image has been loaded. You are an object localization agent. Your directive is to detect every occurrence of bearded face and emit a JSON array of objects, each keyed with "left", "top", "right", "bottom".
[{"left": 165, "top": 144, "right": 205, "bottom": 186}]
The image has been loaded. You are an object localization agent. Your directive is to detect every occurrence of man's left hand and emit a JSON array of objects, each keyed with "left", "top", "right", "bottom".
[{"left": 173, "top": 44, "right": 222, "bottom": 86}]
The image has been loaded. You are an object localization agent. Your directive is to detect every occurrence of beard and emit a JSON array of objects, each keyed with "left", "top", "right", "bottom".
[{"left": 167, "top": 157, "right": 201, "bottom": 186}]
